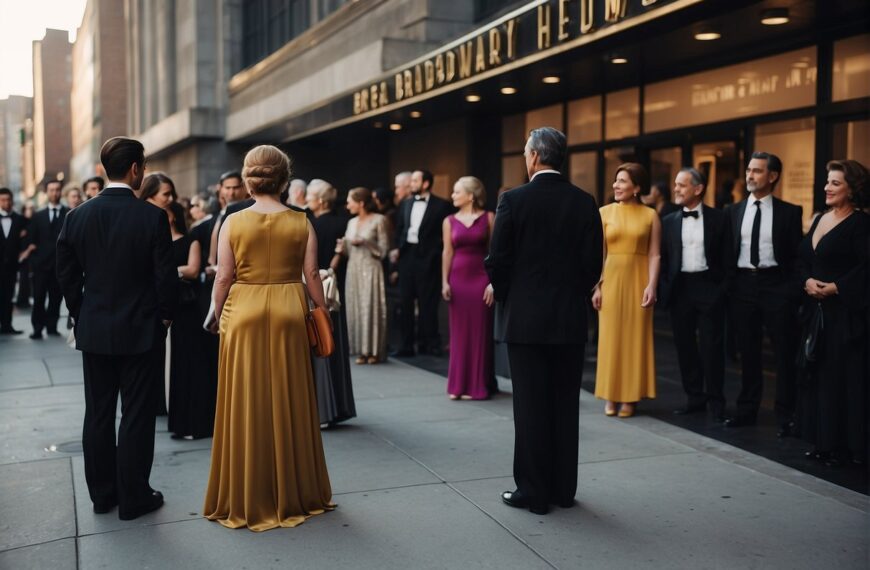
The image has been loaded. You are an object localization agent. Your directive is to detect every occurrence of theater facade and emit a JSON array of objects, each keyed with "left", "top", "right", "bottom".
[{"left": 227, "top": 0, "right": 868, "bottom": 228}]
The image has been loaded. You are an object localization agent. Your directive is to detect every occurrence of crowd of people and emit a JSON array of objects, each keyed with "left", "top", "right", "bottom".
[{"left": 0, "top": 126, "right": 866, "bottom": 527}]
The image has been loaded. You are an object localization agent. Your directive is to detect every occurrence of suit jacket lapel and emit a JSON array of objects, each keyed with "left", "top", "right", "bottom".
[
  {"left": 701, "top": 205, "right": 713, "bottom": 263},
  {"left": 732, "top": 200, "right": 747, "bottom": 256},
  {"left": 671, "top": 215, "right": 683, "bottom": 274},
  {"left": 418, "top": 196, "right": 437, "bottom": 236},
  {"left": 771, "top": 197, "right": 783, "bottom": 264}
]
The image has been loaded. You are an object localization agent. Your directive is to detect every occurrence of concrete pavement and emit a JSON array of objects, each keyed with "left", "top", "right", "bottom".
[{"left": 0, "top": 308, "right": 867, "bottom": 570}]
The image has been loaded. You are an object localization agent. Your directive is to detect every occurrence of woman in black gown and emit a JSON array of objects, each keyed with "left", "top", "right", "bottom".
[
  {"left": 306, "top": 179, "right": 356, "bottom": 427},
  {"left": 798, "top": 159, "right": 869, "bottom": 465}
]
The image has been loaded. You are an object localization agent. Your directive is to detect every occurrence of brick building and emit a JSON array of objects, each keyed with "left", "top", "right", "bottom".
[{"left": 31, "top": 29, "right": 72, "bottom": 194}]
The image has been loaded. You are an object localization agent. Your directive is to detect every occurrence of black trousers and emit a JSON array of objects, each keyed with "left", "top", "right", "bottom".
[
  {"left": 507, "top": 343, "right": 584, "bottom": 508},
  {"left": 31, "top": 267, "right": 62, "bottom": 333},
  {"left": 730, "top": 270, "right": 799, "bottom": 422},
  {"left": 0, "top": 263, "right": 17, "bottom": 329},
  {"left": 398, "top": 248, "right": 441, "bottom": 352},
  {"left": 669, "top": 272, "right": 726, "bottom": 412},
  {"left": 15, "top": 260, "right": 30, "bottom": 306},
  {"left": 81, "top": 329, "right": 164, "bottom": 510}
]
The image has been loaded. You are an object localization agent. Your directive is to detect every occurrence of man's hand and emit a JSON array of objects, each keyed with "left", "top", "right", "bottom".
[
  {"left": 483, "top": 284, "right": 495, "bottom": 307},
  {"left": 389, "top": 249, "right": 399, "bottom": 264}
]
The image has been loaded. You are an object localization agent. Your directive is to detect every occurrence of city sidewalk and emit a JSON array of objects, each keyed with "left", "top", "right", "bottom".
[{"left": 0, "top": 309, "right": 867, "bottom": 570}]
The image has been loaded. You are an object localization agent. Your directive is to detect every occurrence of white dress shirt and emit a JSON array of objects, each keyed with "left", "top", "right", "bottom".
[
  {"left": 0, "top": 209, "right": 11, "bottom": 238},
  {"left": 530, "top": 169, "right": 560, "bottom": 181},
  {"left": 406, "top": 193, "right": 429, "bottom": 244},
  {"left": 738, "top": 194, "right": 777, "bottom": 268},
  {"left": 48, "top": 205, "right": 60, "bottom": 223},
  {"left": 680, "top": 204, "right": 708, "bottom": 273}
]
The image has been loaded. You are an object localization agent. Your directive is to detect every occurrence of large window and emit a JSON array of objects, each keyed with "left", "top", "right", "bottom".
[
  {"left": 832, "top": 34, "right": 870, "bottom": 102},
  {"left": 755, "top": 118, "right": 816, "bottom": 231},
  {"left": 242, "top": 0, "right": 310, "bottom": 69},
  {"left": 318, "top": 0, "right": 350, "bottom": 20},
  {"left": 475, "top": 0, "right": 519, "bottom": 22}
]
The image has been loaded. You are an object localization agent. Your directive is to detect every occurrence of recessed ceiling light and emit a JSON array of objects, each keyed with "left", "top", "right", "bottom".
[
  {"left": 465, "top": 94, "right": 481, "bottom": 102},
  {"left": 542, "top": 76, "right": 561, "bottom": 84},
  {"left": 694, "top": 31, "right": 721, "bottom": 41},
  {"left": 500, "top": 86, "right": 517, "bottom": 95},
  {"left": 409, "top": 111, "right": 422, "bottom": 118},
  {"left": 760, "top": 8, "right": 789, "bottom": 25},
  {"left": 611, "top": 57, "right": 628, "bottom": 64},
  {"left": 389, "top": 123, "right": 402, "bottom": 131}
]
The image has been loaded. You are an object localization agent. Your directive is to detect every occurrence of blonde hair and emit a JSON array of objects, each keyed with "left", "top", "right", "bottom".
[
  {"left": 308, "top": 178, "right": 337, "bottom": 209},
  {"left": 242, "top": 145, "right": 292, "bottom": 196},
  {"left": 455, "top": 176, "right": 486, "bottom": 209}
]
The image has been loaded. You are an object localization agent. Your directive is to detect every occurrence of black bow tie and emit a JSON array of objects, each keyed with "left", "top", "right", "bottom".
[
  {"left": 0, "top": 213, "right": 8, "bottom": 218},
  {"left": 682, "top": 210, "right": 699, "bottom": 219},
  {"left": 414, "top": 195, "right": 428, "bottom": 202}
]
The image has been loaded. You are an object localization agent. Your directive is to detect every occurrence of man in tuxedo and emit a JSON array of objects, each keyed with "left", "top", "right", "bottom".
[
  {"left": 0, "top": 187, "right": 28, "bottom": 334},
  {"left": 391, "top": 169, "right": 452, "bottom": 356},
  {"left": 486, "top": 127, "right": 603, "bottom": 515},
  {"left": 57, "top": 137, "right": 176, "bottom": 520},
  {"left": 724, "top": 152, "right": 803, "bottom": 433},
  {"left": 659, "top": 168, "right": 730, "bottom": 421},
  {"left": 22, "top": 180, "right": 68, "bottom": 339},
  {"left": 83, "top": 176, "right": 104, "bottom": 200}
]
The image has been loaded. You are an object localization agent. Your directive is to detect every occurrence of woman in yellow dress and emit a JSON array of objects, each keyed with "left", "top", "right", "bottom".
[
  {"left": 203, "top": 145, "right": 334, "bottom": 531},
  {"left": 593, "top": 163, "right": 661, "bottom": 418}
]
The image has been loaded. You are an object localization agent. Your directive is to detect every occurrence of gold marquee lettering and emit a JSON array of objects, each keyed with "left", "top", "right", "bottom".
[
  {"left": 458, "top": 41, "right": 474, "bottom": 79},
  {"left": 352, "top": 1, "right": 670, "bottom": 115}
]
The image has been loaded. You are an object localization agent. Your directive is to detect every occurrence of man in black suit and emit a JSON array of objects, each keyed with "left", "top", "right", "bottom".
[
  {"left": 724, "top": 152, "right": 803, "bottom": 433},
  {"left": 22, "top": 180, "right": 69, "bottom": 339},
  {"left": 0, "top": 187, "right": 28, "bottom": 334},
  {"left": 57, "top": 137, "right": 176, "bottom": 520},
  {"left": 391, "top": 169, "right": 452, "bottom": 356},
  {"left": 659, "top": 168, "right": 730, "bottom": 422},
  {"left": 486, "top": 127, "right": 603, "bottom": 515}
]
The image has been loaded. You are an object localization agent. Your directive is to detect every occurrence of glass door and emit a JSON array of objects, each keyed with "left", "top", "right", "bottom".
[{"left": 692, "top": 141, "right": 740, "bottom": 207}]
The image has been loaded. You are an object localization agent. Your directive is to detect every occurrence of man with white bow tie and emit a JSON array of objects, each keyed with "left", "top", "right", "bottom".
[
  {"left": 0, "top": 187, "right": 28, "bottom": 334},
  {"left": 21, "top": 180, "right": 69, "bottom": 339}
]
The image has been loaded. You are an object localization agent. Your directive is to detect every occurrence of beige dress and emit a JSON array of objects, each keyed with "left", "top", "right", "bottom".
[{"left": 343, "top": 214, "right": 389, "bottom": 360}]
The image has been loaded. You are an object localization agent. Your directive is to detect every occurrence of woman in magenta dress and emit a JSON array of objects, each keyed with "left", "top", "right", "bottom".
[{"left": 442, "top": 176, "right": 495, "bottom": 400}]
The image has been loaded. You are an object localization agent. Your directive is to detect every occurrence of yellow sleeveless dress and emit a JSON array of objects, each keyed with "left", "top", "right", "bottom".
[
  {"left": 594, "top": 202, "right": 657, "bottom": 403},
  {"left": 203, "top": 209, "right": 334, "bottom": 531}
]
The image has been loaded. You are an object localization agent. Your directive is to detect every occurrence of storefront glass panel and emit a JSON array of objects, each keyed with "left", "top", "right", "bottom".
[
  {"left": 650, "top": 147, "right": 682, "bottom": 190},
  {"left": 526, "top": 104, "right": 564, "bottom": 134},
  {"left": 755, "top": 118, "right": 816, "bottom": 230},
  {"left": 501, "top": 155, "right": 527, "bottom": 190},
  {"left": 692, "top": 142, "right": 738, "bottom": 208},
  {"left": 832, "top": 119, "right": 870, "bottom": 168},
  {"left": 605, "top": 88, "right": 639, "bottom": 140},
  {"left": 568, "top": 96, "right": 602, "bottom": 145},
  {"left": 603, "top": 147, "right": 638, "bottom": 203},
  {"left": 644, "top": 47, "right": 817, "bottom": 133},
  {"left": 832, "top": 34, "right": 870, "bottom": 102},
  {"left": 569, "top": 152, "right": 598, "bottom": 200},
  {"left": 502, "top": 113, "right": 525, "bottom": 153}
]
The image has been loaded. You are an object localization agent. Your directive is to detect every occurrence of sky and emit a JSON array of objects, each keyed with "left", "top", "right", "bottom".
[{"left": 0, "top": 0, "right": 87, "bottom": 99}]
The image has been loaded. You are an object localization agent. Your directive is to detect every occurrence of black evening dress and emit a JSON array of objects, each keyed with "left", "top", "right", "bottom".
[
  {"left": 168, "top": 234, "right": 215, "bottom": 438},
  {"left": 797, "top": 211, "right": 868, "bottom": 462},
  {"left": 310, "top": 211, "right": 356, "bottom": 426}
]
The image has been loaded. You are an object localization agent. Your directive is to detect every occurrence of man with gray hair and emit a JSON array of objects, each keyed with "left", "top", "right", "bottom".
[
  {"left": 658, "top": 168, "right": 730, "bottom": 421},
  {"left": 393, "top": 171, "right": 412, "bottom": 205},
  {"left": 287, "top": 178, "right": 308, "bottom": 209},
  {"left": 485, "top": 127, "right": 602, "bottom": 515}
]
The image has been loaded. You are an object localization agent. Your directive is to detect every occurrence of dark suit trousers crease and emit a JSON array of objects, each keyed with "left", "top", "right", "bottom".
[
  {"left": 31, "top": 268, "right": 62, "bottom": 332},
  {"left": 0, "top": 265, "right": 16, "bottom": 327},
  {"left": 398, "top": 248, "right": 441, "bottom": 351},
  {"left": 730, "top": 272, "right": 799, "bottom": 421},
  {"left": 507, "top": 343, "right": 584, "bottom": 508},
  {"left": 669, "top": 273, "right": 726, "bottom": 410},
  {"left": 82, "top": 334, "right": 163, "bottom": 509}
]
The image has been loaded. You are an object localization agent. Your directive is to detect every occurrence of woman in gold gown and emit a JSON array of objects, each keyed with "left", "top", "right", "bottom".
[
  {"left": 593, "top": 163, "right": 661, "bottom": 418},
  {"left": 203, "top": 145, "right": 334, "bottom": 531}
]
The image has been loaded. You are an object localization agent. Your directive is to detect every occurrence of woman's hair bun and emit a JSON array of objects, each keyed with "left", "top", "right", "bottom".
[{"left": 242, "top": 145, "right": 292, "bottom": 196}]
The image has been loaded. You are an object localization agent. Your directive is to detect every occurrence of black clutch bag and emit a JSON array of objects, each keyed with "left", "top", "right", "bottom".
[{"left": 801, "top": 302, "right": 824, "bottom": 365}]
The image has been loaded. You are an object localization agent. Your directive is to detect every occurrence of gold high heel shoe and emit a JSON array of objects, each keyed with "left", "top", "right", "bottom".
[
  {"left": 604, "top": 402, "right": 617, "bottom": 417},
  {"left": 618, "top": 403, "right": 635, "bottom": 418}
]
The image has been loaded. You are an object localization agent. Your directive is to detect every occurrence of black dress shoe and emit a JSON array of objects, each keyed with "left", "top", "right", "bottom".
[
  {"left": 389, "top": 349, "right": 415, "bottom": 358},
  {"left": 550, "top": 498, "right": 575, "bottom": 508},
  {"left": 93, "top": 500, "right": 118, "bottom": 514},
  {"left": 46, "top": 329, "right": 60, "bottom": 336},
  {"left": 724, "top": 415, "right": 756, "bottom": 428},
  {"left": 673, "top": 404, "right": 706, "bottom": 415},
  {"left": 29, "top": 332, "right": 43, "bottom": 340},
  {"left": 119, "top": 490, "right": 164, "bottom": 521},
  {"left": 777, "top": 421, "right": 797, "bottom": 438},
  {"left": 711, "top": 412, "right": 728, "bottom": 424},
  {"left": 501, "top": 490, "right": 548, "bottom": 515},
  {"left": 0, "top": 327, "right": 23, "bottom": 335}
]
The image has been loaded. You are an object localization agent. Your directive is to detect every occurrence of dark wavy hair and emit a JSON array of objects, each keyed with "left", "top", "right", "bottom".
[
  {"left": 139, "top": 173, "right": 177, "bottom": 203},
  {"left": 827, "top": 159, "right": 869, "bottom": 209}
]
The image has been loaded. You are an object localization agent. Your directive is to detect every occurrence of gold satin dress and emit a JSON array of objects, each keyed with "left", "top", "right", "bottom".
[
  {"left": 203, "top": 209, "right": 334, "bottom": 531},
  {"left": 594, "top": 202, "right": 657, "bottom": 403}
]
